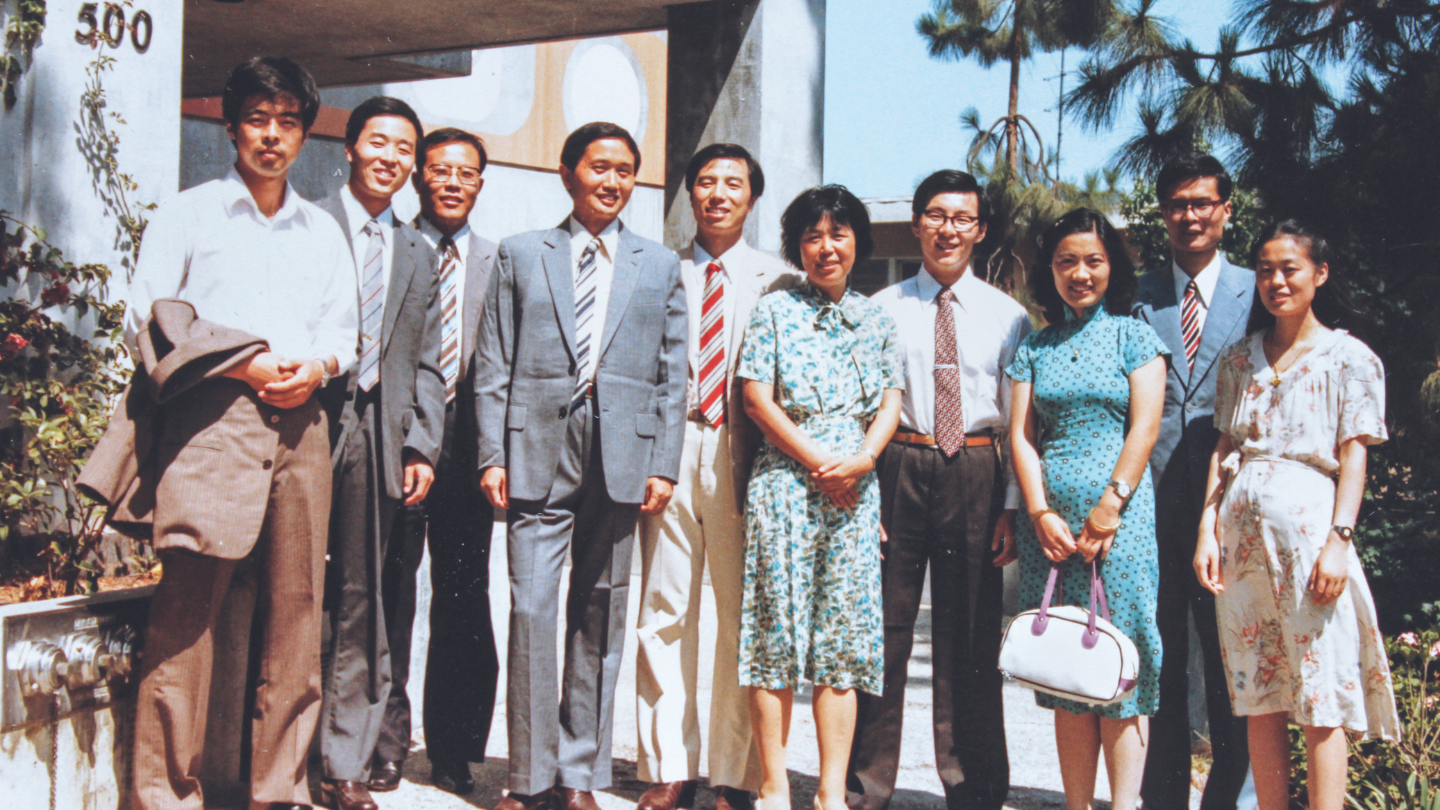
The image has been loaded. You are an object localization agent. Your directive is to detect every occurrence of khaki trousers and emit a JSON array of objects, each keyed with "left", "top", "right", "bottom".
[
  {"left": 133, "top": 399, "right": 330, "bottom": 810},
  {"left": 635, "top": 420, "right": 760, "bottom": 791}
]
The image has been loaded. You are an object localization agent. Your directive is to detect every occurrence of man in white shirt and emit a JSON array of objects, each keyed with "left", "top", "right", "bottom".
[
  {"left": 848, "top": 171, "right": 1030, "bottom": 810},
  {"left": 126, "top": 56, "right": 356, "bottom": 810},
  {"left": 313, "top": 96, "right": 443, "bottom": 810},
  {"left": 633, "top": 144, "right": 799, "bottom": 810}
]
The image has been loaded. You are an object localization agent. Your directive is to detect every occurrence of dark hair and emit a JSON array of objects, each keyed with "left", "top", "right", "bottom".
[
  {"left": 1245, "top": 219, "right": 1358, "bottom": 334},
  {"left": 222, "top": 56, "right": 321, "bottom": 131},
  {"left": 344, "top": 96, "right": 423, "bottom": 148},
  {"left": 911, "top": 169, "right": 990, "bottom": 226},
  {"left": 416, "top": 127, "right": 488, "bottom": 174},
  {"left": 560, "top": 122, "right": 641, "bottom": 172},
  {"left": 1028, "top": 208, "right": 1139, "bottom": 325},
  {"left": 779, "top": 185, "right": 874, "bottom": 271},
  {"left": 1156, "top": 152, "right": 1233, "bottom": 202},
  {"left": 684, "top": 143, "right": 765, "bottom": 200}
]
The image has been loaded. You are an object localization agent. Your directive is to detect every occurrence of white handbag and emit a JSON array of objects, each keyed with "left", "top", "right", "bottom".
[{"left": 997, "top": 560, "right": 1140, "bottom": 706}]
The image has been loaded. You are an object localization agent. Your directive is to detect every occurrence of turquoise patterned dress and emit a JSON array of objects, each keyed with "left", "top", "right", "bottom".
[
  {"left": 1004, "top": 304, "right": 1170, "bottom": 717},
  {"left": 735, "top": 282, "right": 903, "bottom": 695}
]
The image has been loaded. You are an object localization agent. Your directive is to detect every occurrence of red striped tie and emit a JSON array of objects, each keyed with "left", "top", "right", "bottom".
[
  {"left": 698, "top": 262, "right": 726, "bottom": 426},
  {"left": 1181, "top": 280, "right": 1200, "bottom": 371}
]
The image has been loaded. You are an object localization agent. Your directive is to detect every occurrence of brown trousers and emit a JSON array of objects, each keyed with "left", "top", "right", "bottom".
[{"left": 133, "top": 398, "right": 330, "bottom": 810}]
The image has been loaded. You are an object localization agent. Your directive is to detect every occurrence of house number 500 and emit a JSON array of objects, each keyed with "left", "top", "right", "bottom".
[{"left": 75, "top": 3, "right": 153, "bottom": 53}]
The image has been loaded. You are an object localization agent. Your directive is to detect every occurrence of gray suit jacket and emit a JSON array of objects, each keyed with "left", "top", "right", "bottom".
[
  {"left": 1133, "top": 257, "right": 1255, "bottom": 523},
  {"left": 317, "top": 193, "right": 445, "bottom": 499},
  {"left": 475, "top": 220, "right": 688, "bottom": 504}
]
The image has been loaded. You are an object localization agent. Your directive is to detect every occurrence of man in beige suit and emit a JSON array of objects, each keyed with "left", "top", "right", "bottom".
[
  {"left": 635, "top": 144, "right": 799, "bottom": 810},
  {"left": 122, "top": 57, "right": 357, "bottom": 810}
]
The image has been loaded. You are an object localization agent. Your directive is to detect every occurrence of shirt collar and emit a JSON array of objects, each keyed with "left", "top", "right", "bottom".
[
  {"left": 221, "top": 166, "right": 302, "bottom": 223},
  {"left": 916, "top": 265, "right": 978, "bottom": 311},
  {"left": 340, "top": 184, "right": 394, "bottom": 241},
  {"left": 417, "top": 216, "right": 470, "bottom": 262},
  {"left": 693, "top": 239, "right": 747, "bottom": 274},
  {"left": 1172, "top": 252, "right": 1224, "bottom": 307},
  {"left": 568, "top": 216, "right": 621, "bottom": 263}
]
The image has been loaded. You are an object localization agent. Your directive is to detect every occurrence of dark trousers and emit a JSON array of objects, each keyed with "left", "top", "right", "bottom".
[
  {"left": 374, "top": 403, "right": 499, "bottom": 767},
  {"left": 506, "top": 397, "right": 639, "bottom": 794},
  {"left": 320, "top": 388, "right": 399, "bottom": 782},
  {"left": 1143, "top": 485, "right": 1251, "bottom": 810},
  {"left": 847, "top": 440, "right": 1009, "bottom": 810}
]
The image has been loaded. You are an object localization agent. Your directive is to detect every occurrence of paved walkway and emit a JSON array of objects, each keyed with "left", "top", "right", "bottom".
[{"left": 363, "top": 520, "right": 1157, "bottom": 810}]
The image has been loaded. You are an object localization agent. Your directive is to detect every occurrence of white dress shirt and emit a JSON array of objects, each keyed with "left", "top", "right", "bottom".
[
  {"left": 871, "top": 266, "right": 1032, "bottom": 507},
  {"left": 1172, "top": 252, "right": 1223, "bottom": 335},
  {"left": 687, "top": 241, "right": 735, "bottom": 410},
  {"left": 569, "top": 216, "right": 621, "bottom": 386},
  {"left": 340, "top": 185, "right": 396, "bottom": 310},
  {"left": 417, "top": 217, "right": 469, "bottom": 310},
  {"left": 126, "top": 168, "right": 359, "bottom": 372}
]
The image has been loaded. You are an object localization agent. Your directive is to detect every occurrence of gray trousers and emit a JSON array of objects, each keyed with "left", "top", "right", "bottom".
[
  {"left": 320, "top": 387, "right": 398, "bottom": 782},
  {"left": 506, "top": 397, "right": 640, "bottom": 794}
]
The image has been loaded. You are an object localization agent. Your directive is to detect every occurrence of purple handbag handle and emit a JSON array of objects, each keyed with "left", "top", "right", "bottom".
[{"left": 1031, "top": 560, "right": 1112, "bottom": 649}]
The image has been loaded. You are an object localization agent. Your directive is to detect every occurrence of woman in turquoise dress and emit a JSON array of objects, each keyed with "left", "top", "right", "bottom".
[
  {"left": 736, "top": 185, "right": 903, "bottom": 810},
  {"left": 1005, "top": 208, "right": 1170, "bottom": 810}
]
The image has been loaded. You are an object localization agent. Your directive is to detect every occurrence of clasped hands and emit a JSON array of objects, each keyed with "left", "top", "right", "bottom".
[
  {"left": 810, "top": 451, "right": 873, "bottom": 510},
  {"left": 225, "top": 351, "right": 327, "bottom": 409},
  {"left": 1033, "top": 490, "right": 1123, "bottom": 563}
]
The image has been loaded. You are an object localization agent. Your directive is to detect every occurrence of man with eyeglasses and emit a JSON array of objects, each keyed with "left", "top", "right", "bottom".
[
  {"left": 1134, "top": 152, "right": 1256, "bottom": 810},
  {"left": 847, "top": 170, "right": 1029, "bottom": 810},
  {"left": 364, "top": 127, "right": 501, "bottom": 797}
]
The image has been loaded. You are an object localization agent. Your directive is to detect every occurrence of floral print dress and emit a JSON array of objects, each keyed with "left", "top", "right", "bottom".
[
  {"left": 1213, "top": 329, "right": 1399, "bottom": 738},
  {"left": 735, "top": 282, "right": 903, "bottom": 695},
  {"left": 1005, "top": 304, "right": 1170, "bottom": 718}
]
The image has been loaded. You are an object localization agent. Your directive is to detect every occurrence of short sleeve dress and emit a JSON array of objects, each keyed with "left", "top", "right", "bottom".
[
  {"left": 1005, "top": 304, "right": 1170, "bottom": 718},
  {"left": 1212, "top": 329, "right": 1400, "bottom": 738},
  {"left": 735, "top": 282, "right": 904, "bottom": 695}
]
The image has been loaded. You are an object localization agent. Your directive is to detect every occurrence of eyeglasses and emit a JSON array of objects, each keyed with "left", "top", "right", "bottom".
[
  {"left": 920, "top": 210, "right": 982, "bottom": 231},
  {"left": 425, "top": 165, "right": 483, "bottom": 187},
  {"left": 1161, "top": 198, "right": 1225, "bottom": 218}
]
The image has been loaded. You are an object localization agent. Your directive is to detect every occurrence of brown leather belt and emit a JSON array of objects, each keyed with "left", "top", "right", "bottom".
[
  {"left": 890, "top": 429, "right": 994, "bottom": 448},
  {"left": 687, "top": 407, "right": 710, "bottom": 424}
]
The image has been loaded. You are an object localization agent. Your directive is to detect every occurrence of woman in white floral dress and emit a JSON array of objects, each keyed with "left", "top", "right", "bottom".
[{"left": 1195, "top": 221, "right": 1399, "bottom": 810}]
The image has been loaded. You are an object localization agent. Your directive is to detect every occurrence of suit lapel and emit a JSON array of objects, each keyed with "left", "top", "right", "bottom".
[
  {"left": 461, "top": 231, "right": 494, "bottom": 372},
  {"left": 1143, "top": 269, "right": 1191, "bottom": 393},
  {"left": 598, "top": 225, "right": 643, "bottom": 358},
  {"left": 382, "top": 222, "right": 420, "bottom": 354},
  {"left": 542, "top": 228, "right": 578, "bottom": 359},
  {"left": 1186, "top": 258, "right": 1251, "bottom": 390}
]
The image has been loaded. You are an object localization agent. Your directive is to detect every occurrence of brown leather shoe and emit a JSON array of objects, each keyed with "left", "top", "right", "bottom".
[
  {"left": 497, "top": 790, "right": 555, "bottom": 810},
  {"left": 318, "top": 779, "right": 379, "bottom": 810},
  {"left": 637, "top": 782, "right": 697, "bottom": 810},
  {"left": 557, "top": 788, "right": 603, "bottom": 810},
  {"left": 714, "top": 787, "right": 754, "bottom": 810}
]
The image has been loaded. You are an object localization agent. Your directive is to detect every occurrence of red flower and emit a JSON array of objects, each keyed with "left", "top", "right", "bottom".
[
  {"left": 40, "top": 283, "right": 70, "bottom": 307},
  {"left": 1, "top": 333, "right": 29, "bottom": 360}
]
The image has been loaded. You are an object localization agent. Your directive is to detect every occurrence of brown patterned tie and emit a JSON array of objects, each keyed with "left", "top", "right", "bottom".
[{"left": 934, "top": 287, "right": 965, "bottom": 456}]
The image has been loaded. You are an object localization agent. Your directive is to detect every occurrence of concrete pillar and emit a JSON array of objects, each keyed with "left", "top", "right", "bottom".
[
  {"left": 0, "top": 0, "right": 183, "bottom": 282},
  {"left": 664, "top": 0, "right": 825, "bottom": 253}
]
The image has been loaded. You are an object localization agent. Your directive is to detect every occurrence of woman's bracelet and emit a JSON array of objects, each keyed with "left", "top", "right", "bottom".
[
  {"left": 1086, "top": 507, "right": 1122, "bottom": 534},
  {"left": 1030, "top": 508, "right": 1060, "bottom": 525}
]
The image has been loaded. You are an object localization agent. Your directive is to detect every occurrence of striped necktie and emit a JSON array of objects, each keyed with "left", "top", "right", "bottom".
[
  {"left": 356, "top": 219, "right": 385, "bottom": 391},
  {"left": 438, "top": 236, "right": 461, "bottom": 403},
  {"left": 1181, "top": 280, "right": 1200, "bottom": 371},
  {"left": 934, "top": 287, "right": 966, "bottom": 456},
  {"left": 572, "top": 237, "right": 601, "bottom": 408},
  {"left": 697, "top": 261, "right": 726, "bottom": 426}
]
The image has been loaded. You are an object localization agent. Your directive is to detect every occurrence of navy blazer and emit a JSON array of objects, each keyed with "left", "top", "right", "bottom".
[{"left": 1133, "top": 257, "right": 1255, "bottom": 522}]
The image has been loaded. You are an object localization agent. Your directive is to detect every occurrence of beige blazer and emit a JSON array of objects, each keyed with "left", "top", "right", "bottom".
[{"left": 678, "top": 241, "right": 801, "bottom": 511}]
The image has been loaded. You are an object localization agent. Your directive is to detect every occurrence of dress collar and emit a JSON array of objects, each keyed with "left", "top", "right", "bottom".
[
  {"left": 799, "top": 279, "right": 863, "bottom": 328},
  {"left": 1062, "top": 301, "right": 1109, "bottom": 326}
]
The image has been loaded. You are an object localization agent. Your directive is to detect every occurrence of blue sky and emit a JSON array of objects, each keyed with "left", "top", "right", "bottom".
[{"left": 823, "top": 0, "right": 1232, "bottom": 198}]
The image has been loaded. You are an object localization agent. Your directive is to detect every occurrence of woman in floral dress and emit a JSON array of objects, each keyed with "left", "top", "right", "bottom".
[
  {"left": 736, "top": 185, "right": 903, "bottom": 810},
  {"left": 1195, "top": 220, "right": 1399, "bottom": 810},
  {"left": 1006, "top": 209, "right": 1169, "bottom": 810}
]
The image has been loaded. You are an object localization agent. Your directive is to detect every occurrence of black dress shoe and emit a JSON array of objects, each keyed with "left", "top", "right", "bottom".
[
  {"left": 429, "top": 754, "right": 475, "bottom": 795},
  {"left": 318, "top": 779, "right": 379, "bottom": 810},
  {"left": 367, "top": 760, "right": 403, "bottom": 792}
]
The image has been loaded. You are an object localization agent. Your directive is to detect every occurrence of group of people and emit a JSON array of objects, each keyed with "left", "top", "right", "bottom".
[{"left": 98, "top": 52, "right": 1401, "bottom": 810}]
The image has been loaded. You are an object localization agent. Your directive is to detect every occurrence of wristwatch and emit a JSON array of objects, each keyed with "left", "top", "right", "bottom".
[
  {"left": 1331, "top": 525, "right": 1355, "bottom": 542},
  {"left": 317, "top": 359, "right": 332, "bottom": 388},
  {"left": 1108, "top": 479, "right": 1133, "bottom": 500}
]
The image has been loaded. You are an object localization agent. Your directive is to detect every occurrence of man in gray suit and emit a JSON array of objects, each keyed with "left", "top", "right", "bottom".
[
  {"left": 368, "top": 127, "right": 500, "bottom": 797},
  {"left": 476, "top": 122, "right": 688, "bottom": 810},
  {"left": 315, "top": 96, "right": 444, "bottom": 810},
  {"left": 1134, "top": 152, "right": 1255, "bottom": 810}
]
